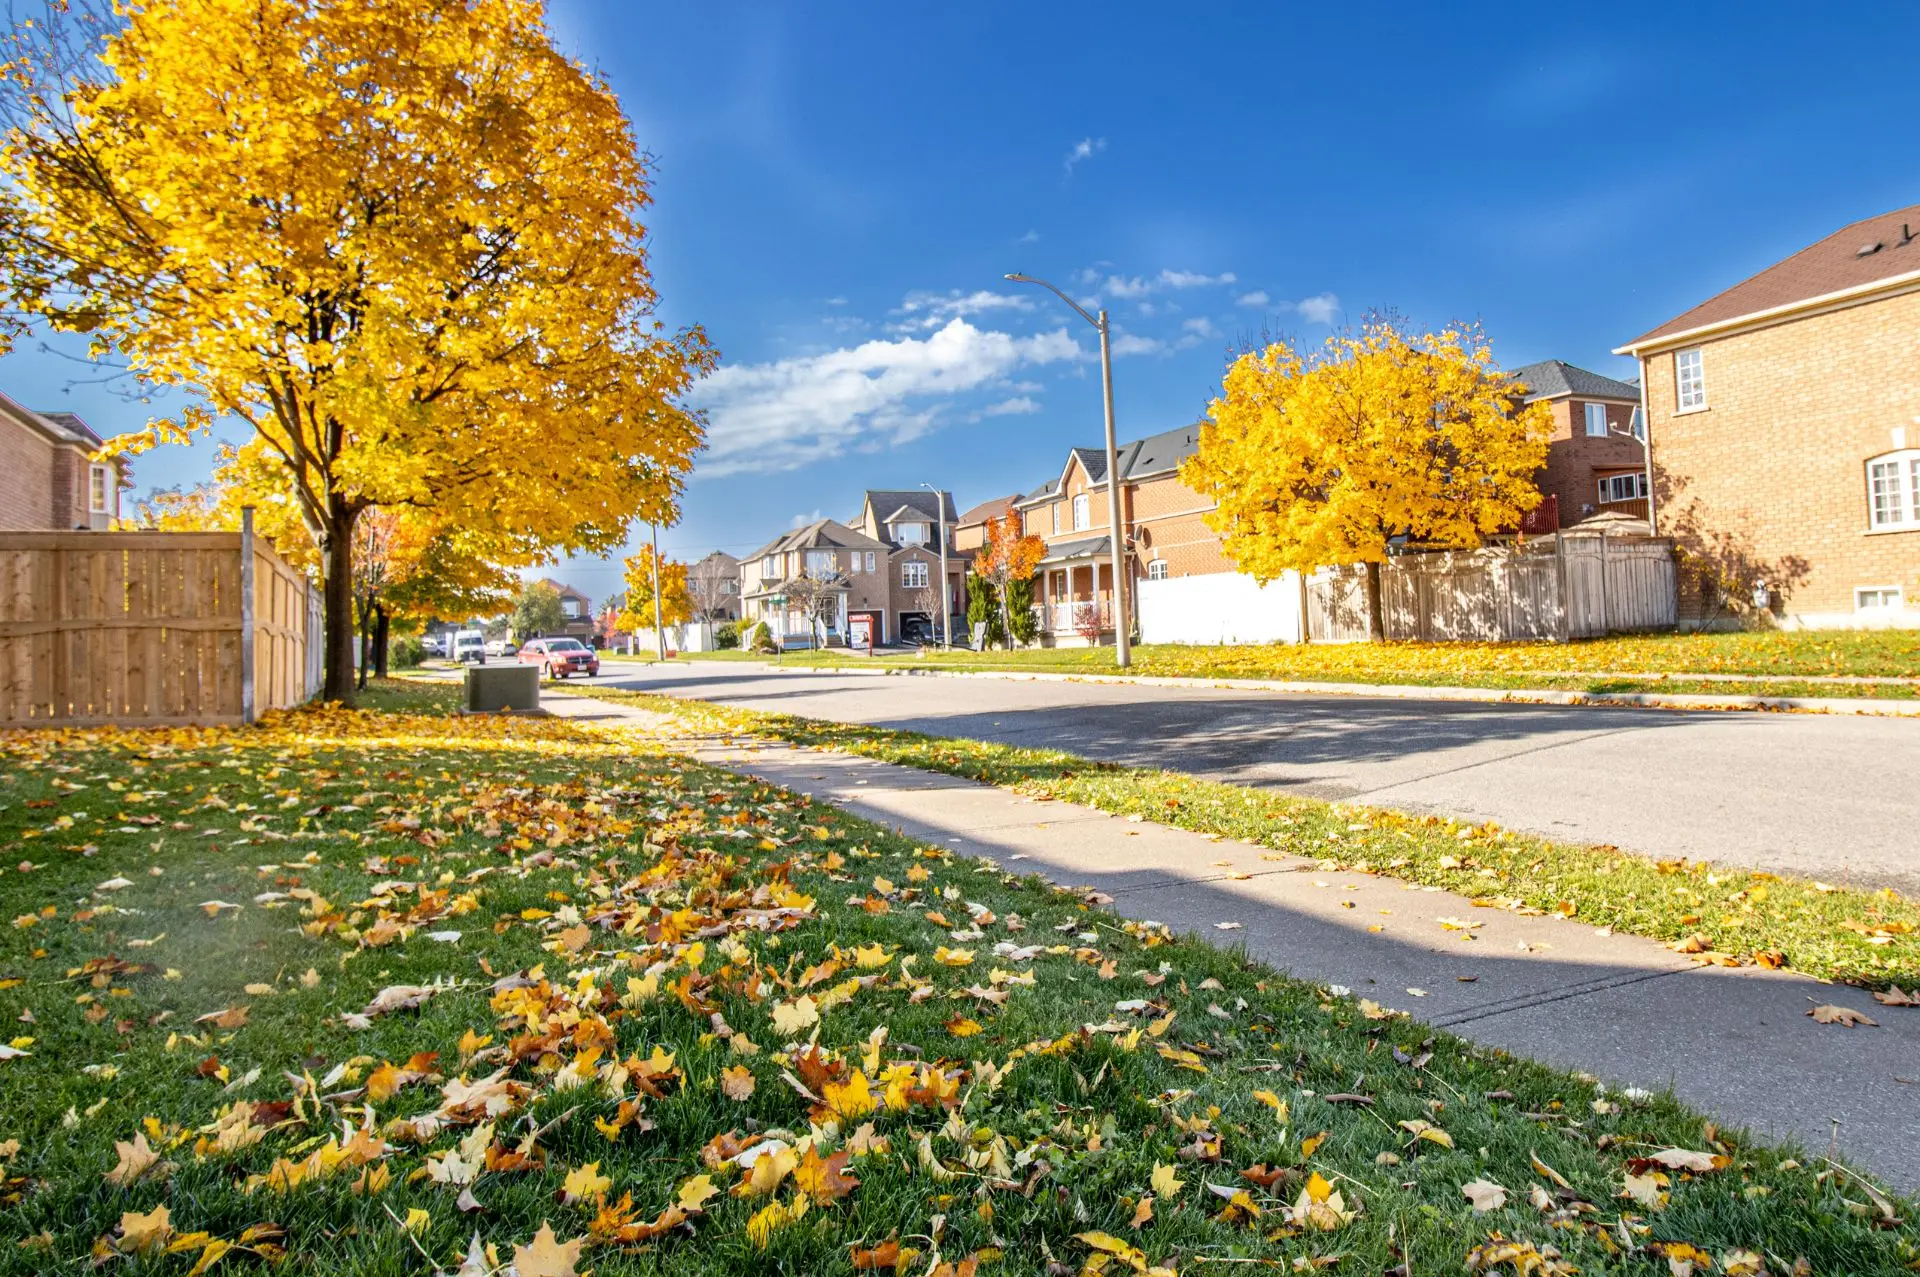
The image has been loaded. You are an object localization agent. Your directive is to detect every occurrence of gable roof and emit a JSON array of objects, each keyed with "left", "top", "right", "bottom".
[
  {"left": 1506, "top": 360, "right": 1641, "bottom": 403},
  {"left": 1013, "top": 478, "right": 1059, "bottom": 510},
  {"left": 882, "top": 504, "right": 929, "bottom": 524},
  {"left": 859, "top": 488, "right": 956, "bottom": 527},
  {"left": 537, "top": 578, "right": 589, "bottom": 603},
  {"left": 1117, "top": 423, "right": 1202, "bottom": 481},
  {"left": 1619, "top": 203, "right": 1920, "bottom": 352},
  {"left": 749, "top": 518, "right": 889, "bottom": 567},
  {"left": 955, "top": 494, "right": 1020, "bottom": 527}
]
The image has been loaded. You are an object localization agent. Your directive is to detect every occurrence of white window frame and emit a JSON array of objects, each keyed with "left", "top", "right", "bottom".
[
  {"left": 761, "top": 555, "right": 777, "bottom": 576},
  {"left": 89, "top": 463, "right": 111, "bottom": 514},
  {"left": 1050, "top": 504, "right": 1059, "bottom": 534},
  {"left": 1147, "top": 558, "right": 1168, "bottom": 581},
  {"left": 896, "top": 521, "right": 927, "bottom": 545},
  {"left": 1674, "top": 348, "right": 1706, "bottom": 412},
  {"left": 805, "top": 549, "right": 835, "bottom": 576},
  {"left": 1854, "top": 585, "right": 1903, "bottom": 611},
  {"left": 1596, "top": 473, "right": 1648, "bottom": 504},
  {"left": 1584, "top": 403, "right": 1609, "bottom": 438},
  {"left": 1865, "top": 450, "right": 1920, "bottom": 530},
  {"left": 900, "top": 560, "right": 928, "bottom": 589},
  {"left": 865, "top": 551, "right": 876, "bottom": 572},
  {"left": 1072, "top": 493, "right": 1090, "bottom": 531}
]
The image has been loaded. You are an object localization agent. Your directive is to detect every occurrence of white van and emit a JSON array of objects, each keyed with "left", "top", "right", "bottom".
[{"left": 452, "top": 630, "right": 488, "bottom": 663}]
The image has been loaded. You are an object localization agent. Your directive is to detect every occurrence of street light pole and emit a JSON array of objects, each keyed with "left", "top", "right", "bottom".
[
  {"left": 650, "top": 522, "right": 666, "bottom": 662},
  {"left": 921, "top": 481, "right": 950, "bottom": 648},
  {"left": 1004, "top": 272, "right": 1132, "bottom": 669}
]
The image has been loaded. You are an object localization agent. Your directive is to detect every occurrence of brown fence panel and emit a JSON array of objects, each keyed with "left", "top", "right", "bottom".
[{"left": 0, "top": 528, "right": 316, "bottom": 727}]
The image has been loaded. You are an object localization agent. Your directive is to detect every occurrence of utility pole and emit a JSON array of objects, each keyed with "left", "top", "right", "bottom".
[
  {"left": 921, "top": 481, "right": 951, "bottom": 647},
  {"left": 650, "top": 522, "right": 666, "bottom": 662},
  {"left": 1005, "top": 273, "right": 1132, "bottom": 668}
]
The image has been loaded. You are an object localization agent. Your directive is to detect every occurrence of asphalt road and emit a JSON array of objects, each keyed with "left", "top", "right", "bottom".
[{"left": 597, "top": 660, "right": 1920, "bottom": 893}]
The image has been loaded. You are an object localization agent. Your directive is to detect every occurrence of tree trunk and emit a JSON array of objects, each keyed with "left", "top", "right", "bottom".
[
  {"left": 998, "top": 584, "right": 1013, "bottom": 650},
  {"left": 320, "top": 505, "right": 359, "bottom": 705},
  {"left": 1364, "top": 560, "right": 1386, "bottom": 642},
  {"left": 373, "top": 605, "right": 391, "bottom": 678},
  {"left": 357, "top": 604, "right": 371, "bottom": 691}
]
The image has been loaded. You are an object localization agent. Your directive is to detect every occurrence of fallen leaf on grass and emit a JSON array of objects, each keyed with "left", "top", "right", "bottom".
[
  {"left": 559, "top": 1162, "right": 610, "bottom": 1206},
  {"left": 104, "top": 1133, "right": 172, "bottom": 1187},
  {"left": 1807, "top": 1004, "right": 1877, "bottom": 1028},
  {"left": 720, "top": 1065, "right": 756, "bottom": 1101},
  {"left": 116, "top": 1204, "right": 172, "bottom": 1254},
  {"left": 194, "top": 1005, "right": 249, "bottom": 1031},
  {"left": 851, "top": 1238, "right": 919, "bottom": 1271},
  {"left": 1461, "top": 1179, "right": 1507, "bottom": 1212},
  {"left": 512, "top": 1222, "right": 582, "bottom": 1277}
]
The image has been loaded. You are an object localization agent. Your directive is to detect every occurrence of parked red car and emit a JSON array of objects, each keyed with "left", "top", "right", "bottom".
[{"left": 518, "top": 637, "right": 599, "bottom": 679}]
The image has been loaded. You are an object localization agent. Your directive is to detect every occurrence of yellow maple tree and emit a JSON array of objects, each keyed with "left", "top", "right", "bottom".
[
  {"left": 0, "top": 0, "right": 714, "bottom": 701},
  {"left": 1182, "top": 318, "right": 1552, "bottom": 639},
  {"left": 619, "top": 544, "right": 693, "bottom": 634}
]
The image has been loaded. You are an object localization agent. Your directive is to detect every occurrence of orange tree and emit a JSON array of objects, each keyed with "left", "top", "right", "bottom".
[
  {"left": 1182, "top": 318, "right": 1552, "bottom": 640},
  {"left": 619, "top": 545, "right": 693, "bottom": 637},
  {"left": 973, "top": 513, "right": 1045, "bottom": 648},
  {"left": 0, "top": 0, "right": 713, "bottom": 702}
]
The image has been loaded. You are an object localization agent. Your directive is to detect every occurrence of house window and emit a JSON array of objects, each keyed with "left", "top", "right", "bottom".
[
  {"left": 805, "top": 549, "right": 835, "bottom": 576},
  {"left": 897, "top": 522, "right": 927, "bottom": 545},
  {"left": 865, "top": 551, "right": 876, "bottom": 572},
  {"left": 1629, "top": 406, "right": 1647, "bottom": 440},
  {"left": 1597, "top": 473, "right": 1648, "bottom": 504},
  {"left": 762, "top": 555, "right": 777, "bottom": 576},
  {"left": 1855, "top": 586, "right": 1904, "bottom": 611},
  {"left": 1584, "top": 403, "right": 1609, "bottom": 437},
  {"left": 1674, "top": 348, "right": 1706, "bottom": 411},
  {"left": 1072, "top": 493, "right": 1090, "bottom": 530},
  {"left": 89, "top": 463, "right": 110, "bottom": 514},
  {"left": 1050, "top": 505, "right": 1059, "bottom": 534},
  {"left": 901, "top": 560, "right": 928, "bottom": 589},
  {"left": 1866, "top": 451, "right": 1920, "bottom": 529},
  {"left": 1147, "top": 559, "right": 1169, "bottom": 581}
]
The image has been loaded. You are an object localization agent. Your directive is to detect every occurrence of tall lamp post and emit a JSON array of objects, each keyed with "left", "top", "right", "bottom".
[
  {"left": 1611, "top": 409, "right": 1657, "bottom": 536},
  {"left": 1004, "top": 272, "right": 1131, "bottom": 668},
  {"left": 649, "top": 522, "right": 666, "bottom": 662},
  {"left": 919, "top": 481, "right": 951, "bottom": 648}
]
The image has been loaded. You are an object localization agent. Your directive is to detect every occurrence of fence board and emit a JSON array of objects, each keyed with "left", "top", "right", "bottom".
[
  {"left": 0, "top": 530, "right": 319, "bottom": 726},
  {"left": 1305, "top": 537, "right": 1676, "bottom": 643}
]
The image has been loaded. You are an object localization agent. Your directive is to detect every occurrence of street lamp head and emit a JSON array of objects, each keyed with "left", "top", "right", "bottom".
[{"left": 1004, "top": 272, "right": 1031, "bottom": 283}]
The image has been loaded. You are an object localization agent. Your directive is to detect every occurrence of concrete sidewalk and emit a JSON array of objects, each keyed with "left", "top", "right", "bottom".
[{"left": 543, "top": 690, "right": 1920, "bottom": 1191}]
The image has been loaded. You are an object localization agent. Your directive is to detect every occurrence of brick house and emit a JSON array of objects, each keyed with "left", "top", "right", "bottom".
[
  {"left": 686, "top": 550, "right": 742, "bottom": 624},
  {"left": 1615, "top": 203, "right": 1920, "bottom": 627},
  {"left": 1508, "top": 360, "right": 1649, "bottom": 529},
  {"left": 532, "top": 578, "right": 596, "bottom": 642},
  {"left": 851, "top": 488, "right": 963, "bottom": 642},
  {"left": 1013, "top": 425, "right": 1233, "bottom": 645},
  {"left": 0, "top": 391, "right": 126, "bottom": 531},
  {"left": 951, "top": 494, "right": 1020, "bottom": 557},
  {"left": 739, "top": 519, "right": 892, "bottom": 646}
]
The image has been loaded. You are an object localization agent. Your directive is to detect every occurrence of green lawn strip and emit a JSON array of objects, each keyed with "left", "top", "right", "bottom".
[
  {"left": 1, "top": 704, "right": 1911, "bottom": 1273},
  {"left": 572, "top": 686, "right": 1920, "bottom": 992},
  {"left": 677, "top": 630, "right": 1920, "bottom": 696}
]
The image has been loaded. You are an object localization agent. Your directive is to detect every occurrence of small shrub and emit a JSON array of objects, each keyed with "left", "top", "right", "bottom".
[
  {"left": 390, "top": 635, "right": 424, "bottom": 668},
  {"left": 743, "top": 621, "right": 776, "bottom": 654},
  {"left": 715, "top": 620, "right": 741, "bottom": 650}
]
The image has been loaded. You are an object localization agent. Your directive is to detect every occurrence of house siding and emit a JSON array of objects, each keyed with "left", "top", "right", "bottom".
[
  {"left": 1639, "top": 288, "right": 1920, "bottom": 625},
  {"left": 0, "top": 415, "right": 56, "bottom": 531}
]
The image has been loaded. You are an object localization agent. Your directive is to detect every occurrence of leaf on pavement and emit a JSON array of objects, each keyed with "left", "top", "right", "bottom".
[{"left": 1807, "top": 1003, "right": 1877, "bottom": 1027}]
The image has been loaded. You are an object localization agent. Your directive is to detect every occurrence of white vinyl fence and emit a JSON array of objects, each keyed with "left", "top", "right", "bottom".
[{"left": 1138, "top": 570, "right": 1305, "bottom": 645}]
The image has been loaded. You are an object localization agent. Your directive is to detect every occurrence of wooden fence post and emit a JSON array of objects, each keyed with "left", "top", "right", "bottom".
[
  {"left": 1553, "top": 531, "right": 1572, "bottom": 644},
  {"left": 240, "top": 507, "right": 256, "bottom": 724}
]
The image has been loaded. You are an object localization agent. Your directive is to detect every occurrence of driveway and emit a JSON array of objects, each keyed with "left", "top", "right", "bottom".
[{"left": 598, "top": 660, "right": 1920, "bottom": 892}]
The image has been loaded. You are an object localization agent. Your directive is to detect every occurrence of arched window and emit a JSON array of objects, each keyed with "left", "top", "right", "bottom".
[
  {"left": 1147, "top": 559, "right": 1169, "bottom": 581},
  {"left": 1866, "top": 450, "right": 1920, "bottom": 529},
  {"left": 1072, "top": 493, "right": 1090, "bottom": 530}
]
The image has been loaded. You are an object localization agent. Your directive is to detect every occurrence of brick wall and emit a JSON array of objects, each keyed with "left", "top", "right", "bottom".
[
  {"left": 1641, "top": 287, "right": 1920, "bottom": 624},
  {"left": 0, "top": 415, "right": 56, "bottom": 531},
  {"left": 1128, "top": 471, "right": 1231, "bottom": 578},
  {"left": 1535, "top": 397, "right": 1650, "bottom": 525}
]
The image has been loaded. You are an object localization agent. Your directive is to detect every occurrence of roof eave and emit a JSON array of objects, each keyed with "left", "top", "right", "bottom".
[{"left": 1615, "top": 267, "right": 1920, "bottom": 356}]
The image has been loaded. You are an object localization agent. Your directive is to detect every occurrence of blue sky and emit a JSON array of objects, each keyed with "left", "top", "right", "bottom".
[{"left": 5, "top": 0, "right": 1917, "bottom": 605}]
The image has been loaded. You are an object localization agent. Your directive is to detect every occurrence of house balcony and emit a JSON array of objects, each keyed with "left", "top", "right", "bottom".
[{"left": 1032, "top": 597, "right": 1116, "bottom": 646}]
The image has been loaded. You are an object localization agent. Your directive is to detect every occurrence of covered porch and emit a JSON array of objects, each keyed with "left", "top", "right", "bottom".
[
  {"left": 744, "top": 580, "right": 851, "bottom": 648},
  {"left": 1031, "top": 537, "right": 1121, "bottom": 647}
]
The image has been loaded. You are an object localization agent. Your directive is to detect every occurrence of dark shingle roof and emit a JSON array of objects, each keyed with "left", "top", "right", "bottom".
[
  {"left": 1037, "top": 535, "right": 1111, "bottom": 563},
  {"left": 1620, "top": 203, "right": 1920, "bottom": 350},
  {"left": 955, "top": 494, "right": 1020, "bottom": 527},
  {"left": 1013, "top": 479, "right": 1059, "bottom": 509},
  {"left": 861, "top": 488, "right": 956, "bottom": 526},
  {"left": 1118, "top": 424, "right": 1202, "bottom": 481},
  {"left": 1507, "top": 360, "right": 1641, "bottom": 403}
]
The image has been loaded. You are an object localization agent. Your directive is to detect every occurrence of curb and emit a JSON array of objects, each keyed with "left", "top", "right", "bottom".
[{"left": 680, "top": 660, "right": 1920, "bottom": 717}]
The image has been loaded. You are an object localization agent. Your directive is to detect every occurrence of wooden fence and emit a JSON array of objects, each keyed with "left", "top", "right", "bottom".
[
  {"left": 0, "top": 513, "right": 321, "bottom": 726},
  {"left": 1306, "top": 535, "right": 1677, "bottom": 643}
]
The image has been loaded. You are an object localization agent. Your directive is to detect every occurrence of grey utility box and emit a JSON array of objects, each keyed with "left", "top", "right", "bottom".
[{"left": 464, "top": 664, "right": 540, "bottom": 713}]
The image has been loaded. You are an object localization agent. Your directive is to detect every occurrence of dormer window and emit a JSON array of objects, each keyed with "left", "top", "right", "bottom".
[{"left": 896, "top": 521, "right": 927, "bottom": 545}]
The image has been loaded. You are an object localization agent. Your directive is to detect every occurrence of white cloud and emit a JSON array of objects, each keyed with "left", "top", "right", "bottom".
[
  {"left": 892, "top": 289, "right": 1034, "bottom": 330},
  {"left": 1157, "top": 269, "right": 1236, "bottom": 289},
  {"left": 1016, "top": 229, "right": 1040, "bottom": 244},
  {"left": 824, "top": 296, "right": 849, "bottom": 306},
  {"left": 1103, "top": 275, "right": 1151, "bottom": 299},
  {"left": 980, "top": 396, "right": 1041, "bottom": 417},
  {"left": 1063, "top": 136, "right": 1106, "bottom": 176},
  {"left": 1110, "top": 333, "right": 1165, "bottom": 357},
  {"left": 696, "top": 319, "right": 1082, "bottom": 476},
  {"left": 1182, "top": 317, "right": 1218, "bottom": 338},
  {"left": 1295, "top": 292, "right": 1341, "bottom": 325},
  {"left": 789, "top": 509, "right": 824, "bottom": 528},
  {"left": 1236, "top": 290, "right": 1269, "bottom": 307}
]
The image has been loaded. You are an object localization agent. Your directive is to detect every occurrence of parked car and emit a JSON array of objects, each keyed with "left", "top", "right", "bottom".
[
  {"left": 485, "top": 637, "right": 517, "bottom": 658},
  {"left": 518, "top": 637, "right": 599, "bottom": 679},
  {"left": 421, "top": 633, "right": 450, "bottom": 658},
  {"left": 899, "top": 617, "right": 945, "bottom": 646},
  {"left": 452, "top": 630, "right": 488, "bottom": 663}
]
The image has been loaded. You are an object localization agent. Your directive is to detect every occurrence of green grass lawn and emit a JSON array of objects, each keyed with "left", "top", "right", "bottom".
[
  {"left": 679, "top": 630, "right": 1920, "bottom": 700},
  {"left": 575, "top": 687, "right": 1920, "bottom": 992},
  {"left": 1, "top": 684, "right": 1912, "bottom": 1276}
]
